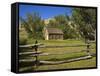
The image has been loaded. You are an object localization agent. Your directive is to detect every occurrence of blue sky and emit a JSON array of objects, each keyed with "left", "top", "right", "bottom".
[{"left": 19, "top": 4, "right": 72, "bottom": 20}]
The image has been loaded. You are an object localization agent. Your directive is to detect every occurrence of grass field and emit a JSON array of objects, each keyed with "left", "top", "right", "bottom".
[{"left": 19, "top": 39, "right": 96, "bottom": 72}]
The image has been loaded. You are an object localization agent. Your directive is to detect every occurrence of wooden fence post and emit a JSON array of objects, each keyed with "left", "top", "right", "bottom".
[
  {"left": 34, "top": 40, "right": 39, "bottom": 66},
  {"left": 86, "top": 41, "right": 91, "bottom": 56}
]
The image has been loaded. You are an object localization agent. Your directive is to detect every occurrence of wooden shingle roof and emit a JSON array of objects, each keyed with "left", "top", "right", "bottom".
[{"left": 46, "top": 28, "right": 63, "bottom": 34}]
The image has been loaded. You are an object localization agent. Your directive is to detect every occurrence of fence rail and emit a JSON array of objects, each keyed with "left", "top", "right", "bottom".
[{"left": 19, "top": 44, "right": 91, "bottom": 48}]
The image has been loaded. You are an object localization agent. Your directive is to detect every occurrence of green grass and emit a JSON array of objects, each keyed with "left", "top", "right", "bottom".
[
  {"left": 19, "top": 39, "right": 96, "bottom": 72},
  {"left": 27, "top": 39, "right": 85, "bottom": 45},
  {"left": 38, "top": 52, "right": 87, "bottom": 61}
]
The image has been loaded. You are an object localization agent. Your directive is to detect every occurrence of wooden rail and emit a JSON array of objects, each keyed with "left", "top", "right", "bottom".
[
  {"left": 19, "top": 43, "right": 44, "bottom": 48},
  {"left": 19, "top": 51, "right": 43, "bottom": 55},
  {"left": 19, "top": 44, "right": 91, "bottom": 48},
  {"left": 39, "top": 55, "right": 92, "bottom": 65},
  {"left": 39, "top": 44, "right": 91, "bottom": 48}
]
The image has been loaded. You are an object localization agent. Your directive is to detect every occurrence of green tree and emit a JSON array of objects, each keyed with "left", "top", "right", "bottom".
[
  {"left": 72, "top": 8, "right": 96, "bottom": 41},
  {"left": 20, "top": 12, "right": 45, "bottom": 39},
  {"left": 48, "top": 19, "right": 59, "bottom": 28},
  {"left": 51, "top": 15, "right": 79, "bottom": 39}
]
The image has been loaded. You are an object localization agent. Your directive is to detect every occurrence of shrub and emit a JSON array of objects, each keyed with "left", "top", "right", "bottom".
[
  {"left": 19, "top": 27, "right": 28, "bottom": 45},
  {"left": 19, "top": 35, "right": 28, "bottom": 45}
]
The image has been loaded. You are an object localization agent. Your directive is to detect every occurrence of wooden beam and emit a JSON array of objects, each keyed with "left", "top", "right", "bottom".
[
  {"left": 19, "top": 51, "right": 43, "bottom": 55},
  {"left": 19, "top": 59, "right": 36, "bottom": 63},
  {"left": 39, "top": 55, "right": 92, "bottom": 65},
  {"left": 19, "top": 43, "right": 44, "bottom": 48},
  {"left": 39, "top": 44, "right": 91, "bottom": 48}
]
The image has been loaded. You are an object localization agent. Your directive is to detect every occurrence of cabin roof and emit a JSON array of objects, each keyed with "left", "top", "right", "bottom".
[{"left": 46, "top": 28, "right": 63, "bottom": 34}]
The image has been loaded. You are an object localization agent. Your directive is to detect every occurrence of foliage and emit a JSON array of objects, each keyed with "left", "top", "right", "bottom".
[
  {"left": 20, "top": 12, "right": 45, "bottom": 39},
  {"left": 72, "top": 8, "right": 96, "bottom": 40},
  {"left": 19, "top": 36, "right": 27, "bottom": 45},
  {"left": 19, "top": 27, "right": 28, "bottom": 45}
]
